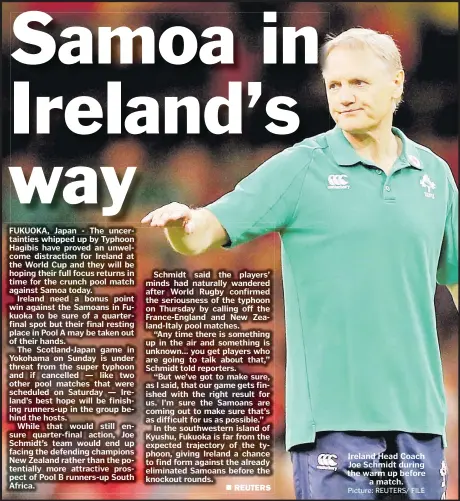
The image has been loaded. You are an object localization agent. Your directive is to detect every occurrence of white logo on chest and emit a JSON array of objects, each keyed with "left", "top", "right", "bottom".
[
  {"left": 420, "top": 174, "right": 436, "bottom": 199},
  {"left": 328, "top": 174, "right": 350, "bottom": 190}
]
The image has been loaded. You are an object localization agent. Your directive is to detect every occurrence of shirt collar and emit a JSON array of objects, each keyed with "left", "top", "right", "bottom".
[{"left": 326, "top": 126, "right": 423, "bottom": 170}]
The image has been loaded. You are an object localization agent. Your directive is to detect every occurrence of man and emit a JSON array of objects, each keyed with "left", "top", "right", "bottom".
[{"left": 142, "top": 28, "right": 458, "bottom": 500}]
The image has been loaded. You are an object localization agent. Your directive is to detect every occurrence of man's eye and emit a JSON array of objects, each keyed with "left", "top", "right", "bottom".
[
  {"left": 355, "top": 80, "right": 366, "bottom": 86},
  {"left": 329, "top": 83, "right": 338, "bottom": 90}
]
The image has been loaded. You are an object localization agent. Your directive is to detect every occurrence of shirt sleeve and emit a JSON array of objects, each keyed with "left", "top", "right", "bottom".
[
  {"left": 436, "top": 163, "right": 458, "bottom": 286},
  {"left": 205, "top": 146, "right": 315, "bottom": 248}
]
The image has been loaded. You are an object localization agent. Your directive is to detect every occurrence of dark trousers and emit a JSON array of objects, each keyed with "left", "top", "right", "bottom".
[{"left": 290, "top": 431, "right": 447, "bottom": 500}]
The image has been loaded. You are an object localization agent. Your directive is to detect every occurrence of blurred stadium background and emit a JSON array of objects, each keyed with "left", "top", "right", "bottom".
[{"left": 2, "top": 2, "right": 458, "bottom": 499}]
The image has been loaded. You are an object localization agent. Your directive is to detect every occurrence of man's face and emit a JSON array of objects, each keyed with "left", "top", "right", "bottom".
[{"left": 322, "top": 46, "right": 403, "bottom": 133}]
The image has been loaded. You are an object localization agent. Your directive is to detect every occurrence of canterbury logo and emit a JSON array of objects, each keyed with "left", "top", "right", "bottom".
[
  {"left": 440, "top": 460, "right": 447, "bottom": 488},
  {"left": 328, "top": 174, "right": 350, "bottom": 190},
  {"left": 317, "top": 453, "right": 338, "bottom": 470}
]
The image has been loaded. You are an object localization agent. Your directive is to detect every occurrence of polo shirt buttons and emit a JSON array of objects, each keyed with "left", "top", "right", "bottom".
[
  {"left": 384, "top": 185, "right": 391, "bottom": 191},
  {"left": 376, "top": 170, "right": 382, "bottom": 175}
]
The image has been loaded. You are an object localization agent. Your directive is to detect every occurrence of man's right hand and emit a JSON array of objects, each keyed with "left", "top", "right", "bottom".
[
  {"left": 141, "top": 204, "right": 229, "bottom": 255},
  {"left": 141, "top": 202, "right": 195, "bottom": 234}
]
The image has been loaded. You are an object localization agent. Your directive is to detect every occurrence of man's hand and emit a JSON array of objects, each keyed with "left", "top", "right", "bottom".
[
  {"left": 141, "top": 203, "right": 194, "bottom": 233},
  {"left": 141, "top": 203, "right": 228, "bottom": 256},
  {"left": 447, "top": 284, "right": 458, "bottom": 310}
]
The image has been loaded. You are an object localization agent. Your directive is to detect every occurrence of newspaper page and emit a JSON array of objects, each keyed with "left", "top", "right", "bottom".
[{"left": 2, "top": 2, "right": 458, "bottom": 500}]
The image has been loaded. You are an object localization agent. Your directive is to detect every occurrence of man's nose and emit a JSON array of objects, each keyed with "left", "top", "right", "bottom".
[{"left": 338, "top": 86, "right": 355, "bottom": 106}]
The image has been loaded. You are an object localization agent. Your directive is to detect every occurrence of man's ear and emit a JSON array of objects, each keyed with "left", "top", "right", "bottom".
[{"left": 392, "top": 69, "right": 405, "bottom": 101}]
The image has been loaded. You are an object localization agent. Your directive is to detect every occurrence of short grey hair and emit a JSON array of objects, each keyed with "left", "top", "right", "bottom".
[{"left": 320, "top": 28, "right": 404, "bottom": 110}]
